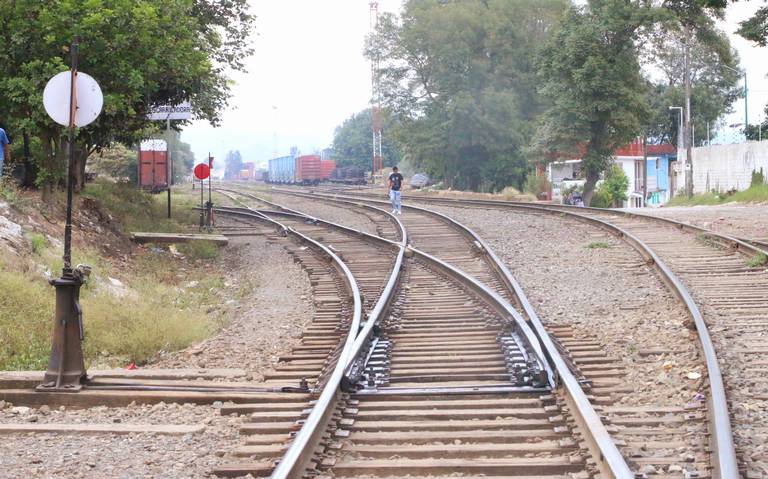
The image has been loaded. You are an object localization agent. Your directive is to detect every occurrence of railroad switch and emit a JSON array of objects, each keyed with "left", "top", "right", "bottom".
[{"left": 37, "top": 264, "right": 91, "bottom": 393}]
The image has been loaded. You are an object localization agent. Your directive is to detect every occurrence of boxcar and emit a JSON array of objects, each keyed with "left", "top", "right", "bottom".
[
  {"left": 320, "top": 160, "right": 336, "bottom": 181},
  {"left": 296, "top": 155, "right": 322, "bottom": 185},
  {"left": 268, "top": 155, "right": 296, "bottom": 184}
]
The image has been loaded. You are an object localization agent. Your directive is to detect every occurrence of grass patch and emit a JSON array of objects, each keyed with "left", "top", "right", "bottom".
[
  {"left": 0, "top": 271, "right": 55, "bottom": 370},
  {"left": 586, "top": 241, "right": 611, "bottom": 249},
  {"left": 666, "top": 184, "right": 768, "bottom": 207},
  {"left": 81, "top": 283, "right": 213, "bottom": 365},
  {"left": 0, "top": 181, "right": 228, "bottom": 370},
  {"left": 28, "top": 233, "right": 48, "bottom": 254},
  {"left": 177, "top": 240, "right": 220, "bottom": 260},
  {"left": 746, "top": 252, "right": 768, "bottom": 268},
  {"left": 83, "top": 181, "right": 199, "bottom": 234},
  {"left": 0, "top": 259, "right": 219, "bottom": 369}
]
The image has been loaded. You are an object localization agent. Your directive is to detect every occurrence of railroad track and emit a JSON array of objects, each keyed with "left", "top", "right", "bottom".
[
  {"left": 257, "top": 186, "right": 745, "bottom": 478},
  {"left": 315, "top": 188, "right": 768, "bottom": 476},
  {"left": 211, "top": 188, "right": 632, "bottom": 478}
]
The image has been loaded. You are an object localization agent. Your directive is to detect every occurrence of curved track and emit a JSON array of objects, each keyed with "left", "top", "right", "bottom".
[
  {"left": 264, "top": 186, "right": 744, "bottom": 478},
  {"left": 218, "top": 187, "right": 640, "bottom": 478}
]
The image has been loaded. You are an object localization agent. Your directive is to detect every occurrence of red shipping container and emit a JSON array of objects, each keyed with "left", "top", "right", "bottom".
[
  {"left": 296, "top": 155, "right": 322, "bottom": 184},
  {"left": 138, "top": 150, "right": 168, "bottom": 191},
  {"left": 320, "top": 160, "right": 336, "bottom": 180}
]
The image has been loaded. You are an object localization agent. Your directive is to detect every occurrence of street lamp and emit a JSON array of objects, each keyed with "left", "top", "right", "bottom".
[
  {"left": 669, "top": 106, "right": 683, "bottom": 151},
  {"left": 721, "top": 64, "right": 748, "bottom": 133}
]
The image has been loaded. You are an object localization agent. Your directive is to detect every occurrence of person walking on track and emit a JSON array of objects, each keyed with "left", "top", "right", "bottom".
[
  {"left": 388, "top": 166, "right": 404, "bottom": 215},
  {"left": 0, "top": 126, "right": 9, "bottom": 178}
]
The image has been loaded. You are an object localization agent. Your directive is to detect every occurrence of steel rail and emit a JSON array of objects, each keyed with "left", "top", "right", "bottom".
[
  {"left": 213, "top": 204, "right": 364, "bottom": 479},
  {"left": 226, "top": 190, "right": 555, "bottom": 389},
  {"left": 322, "top": 189, "right": 768, "bottom": 257},
  {"left": 262, "top": 188, "right": 635, "bottom": 479},
  {"left": 218, "top": 189, "right": 576, "bottom": 476},
  {"left": 299, "top": 189, "right": 739, "bottom": 479}
]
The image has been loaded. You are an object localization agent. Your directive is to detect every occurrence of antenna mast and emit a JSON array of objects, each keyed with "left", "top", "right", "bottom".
[{"left": 369, "top": 1, "right": 383, "bottom": 183}]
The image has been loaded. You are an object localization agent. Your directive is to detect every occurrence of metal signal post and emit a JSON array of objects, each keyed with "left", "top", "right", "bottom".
[{"left": 39, "top": 39, "right": 88, "bottom": 392}]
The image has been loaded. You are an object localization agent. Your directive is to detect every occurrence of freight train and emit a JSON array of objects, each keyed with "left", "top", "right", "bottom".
[{"left": 266, "top": 155, "right": 366, "bottom": 185}]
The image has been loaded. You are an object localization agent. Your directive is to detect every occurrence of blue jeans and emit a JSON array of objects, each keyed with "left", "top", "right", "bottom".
[
  {"left": 0, "top": 155, "right": 4, "bottom": 178},
  {"left": 389, "top": 190, "right": 401, "bottom": 212}
]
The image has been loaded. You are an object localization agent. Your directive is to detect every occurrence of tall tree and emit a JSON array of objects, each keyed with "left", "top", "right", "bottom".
[
  {"left": 366, "top": 0, "right": 567, "bottom": 191},
  {"left": 535, "top": 0, "right": 651, "bottom": 205},
  {"left": 0, "top": 0, "right": 254, "bottom": 201},
  {"left": 662, "top": 0, "right": 729, "bottom": 196},
  {"left": 642, "top": 26, "right": 742, "bottom": 146},
  {"left": 332, "top": 109, "right": 402, "bottom": 170}
]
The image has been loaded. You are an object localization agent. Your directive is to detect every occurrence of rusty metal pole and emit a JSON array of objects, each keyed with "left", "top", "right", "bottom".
[{"left": 38, "top": 38, "right": 87, "bottom": 393}]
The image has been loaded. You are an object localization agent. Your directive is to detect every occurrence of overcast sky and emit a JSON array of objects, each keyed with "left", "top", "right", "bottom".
[{"left": 180, "top": 1, "right": 768, "bottom": 169}]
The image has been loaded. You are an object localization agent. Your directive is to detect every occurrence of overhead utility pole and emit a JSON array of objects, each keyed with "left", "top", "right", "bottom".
[{"left": 683, "top": 29, "right": 693, "bottom": 198}]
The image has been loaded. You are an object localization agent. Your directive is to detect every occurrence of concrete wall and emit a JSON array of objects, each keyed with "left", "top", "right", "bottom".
[{"left": 692, "top": 141, "right": 768, "bottom": 194}]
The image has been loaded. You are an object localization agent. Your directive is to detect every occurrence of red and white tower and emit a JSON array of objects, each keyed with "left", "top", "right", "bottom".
[{"left": 369, "top": 1, "right": 384, "bottom": 182}]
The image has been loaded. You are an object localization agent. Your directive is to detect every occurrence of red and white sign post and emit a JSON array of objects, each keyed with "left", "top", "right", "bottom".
[{"left": 194, "top": 163, "right": 210, "bottom": 230}]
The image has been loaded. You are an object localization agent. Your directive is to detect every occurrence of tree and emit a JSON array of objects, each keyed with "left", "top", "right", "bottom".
[
  {"left": 224, "top": 150, "right": 244, "bottom": 180},
  {"left": 661, "top": 0, "right": 739, "bottom": 196},
  {"left": 0, "top": 1, "right": 254, "bottom": 202},
  {"left": 535, "top": 0, "right": 651, "bottom": 205},
  {"left": 332, "top": 109, "right": 402, "bottom": 170},
  {"left": 366, "top": 0, "right": 567, "bottom": 191},
  {"left": 642, "top": 26, "right": 741, "bottom": 146},
  {"left": 88, "top": 143, "right": 137, "bottom": 183},
  {"left": 699, "top": 0, "right": 768, "bottom": 45}
]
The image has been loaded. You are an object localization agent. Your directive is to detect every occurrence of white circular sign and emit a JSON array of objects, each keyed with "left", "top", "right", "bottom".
[{"left": 43, "top": 71, "right": 103, "bottom": 127}]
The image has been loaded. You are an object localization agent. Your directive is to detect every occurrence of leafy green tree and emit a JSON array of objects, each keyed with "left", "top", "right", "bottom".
[
  {"left": 88, "top": 143, "right": 137, "bottom": 183},
  {"left": 0, "top": 0, "right": 254, "bottom": 202},
  {"left": 224, "top": 150, "right": 244, "bottom": 180},
  {"left": 331, "top": 109, "right": 402, "bottom": 170},
  {"left": 535, "top": 0, "right": 651, "bottom": 205},
  {"left": 366, "top": 0, "right": 567, "bottom": 191}
]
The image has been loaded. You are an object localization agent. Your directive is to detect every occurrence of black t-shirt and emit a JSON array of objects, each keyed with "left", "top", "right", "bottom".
[{"left": 389, "top": 172, "right": 404, "bottom": 191}]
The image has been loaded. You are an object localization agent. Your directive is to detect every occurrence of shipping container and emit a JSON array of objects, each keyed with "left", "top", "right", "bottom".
[
  {"left": 138, "top": 140, "right": 169, "bottom": 192},
  {"left": 268, "top": 155, "right": 295, "bottom": 184},
  {"left": 239, "top": 169, "right": 251, "bottom": 180},
  {"left": 320, "top": 160, "right": 336, "bottom": 181},
  {"left": 296, "top": 155, "right": 322, "bottom": 185}
]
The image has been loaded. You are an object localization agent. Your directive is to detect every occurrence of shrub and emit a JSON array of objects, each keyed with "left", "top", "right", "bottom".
[
  {"left": 751, "top": 168, "right": 765, "bottom": 188},
  {"left": 589, "top": 189, "right": 612, "bottom": 208},
  {"left": 524, "top": 174, "right": 551, "bottom": 196},
  {"left": 598, "top": 164, "right": 629, "bottom": 207}
]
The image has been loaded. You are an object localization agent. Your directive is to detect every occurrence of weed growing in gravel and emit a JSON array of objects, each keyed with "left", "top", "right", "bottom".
[
  {"left": 695, "top": 233, "right": 724, "bottom": 250},
  {"left": 746, "top": 252, "right": 768, "bottom": 268},
  {"left": 586, "top": 241, "right": 611, "bottom": 249}
]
